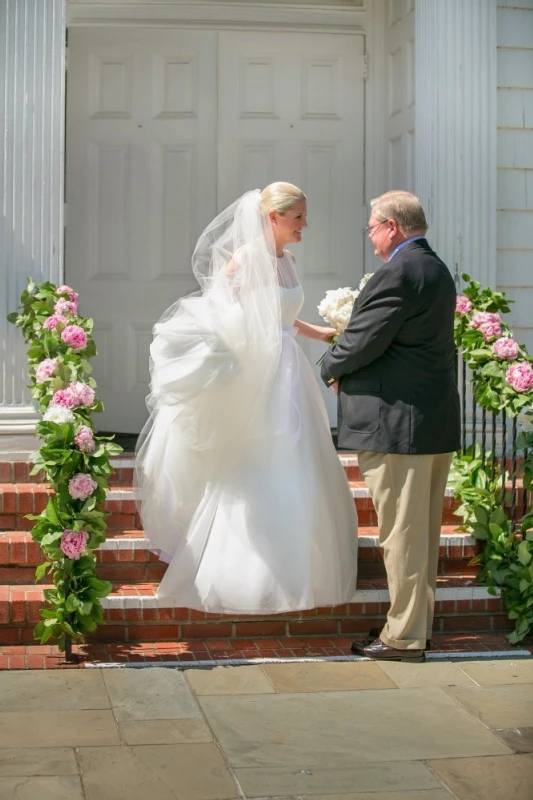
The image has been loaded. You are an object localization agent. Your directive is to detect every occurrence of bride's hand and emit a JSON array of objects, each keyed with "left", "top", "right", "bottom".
[{"left": 317, "top": 326, "right": 337, "bottom": 343}]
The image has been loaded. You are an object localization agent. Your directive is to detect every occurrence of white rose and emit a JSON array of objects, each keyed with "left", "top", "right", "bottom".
[{"left": 43, "top": 406, "right": 76, "bottom": 424}]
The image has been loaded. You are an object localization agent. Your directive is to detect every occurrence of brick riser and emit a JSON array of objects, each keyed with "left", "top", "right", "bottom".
[
  {"left": 0, "top": 530, "right": 482, "bottom": 585},
  {"left": 0, "top": 481, "right": 482, "bottom": 531},
  {"left": 0, "top": 582, "right": 509, "bottom": 646}
]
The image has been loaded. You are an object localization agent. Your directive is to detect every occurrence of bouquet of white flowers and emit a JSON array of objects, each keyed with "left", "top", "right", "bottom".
[
  {"left": 316, "top": 273, "right": 373, "bottom": 367},
  {"left": 317, "top": 273, "right": 373, "bottom": 335}
]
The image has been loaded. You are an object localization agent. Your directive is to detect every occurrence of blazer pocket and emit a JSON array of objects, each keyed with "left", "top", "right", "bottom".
[{"left": 341, "top": 377, "right": 381, "bottom": 434}]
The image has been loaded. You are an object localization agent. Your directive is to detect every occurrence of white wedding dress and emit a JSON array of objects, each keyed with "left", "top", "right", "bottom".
[{"left": 137, "top": 252, "right": 358, "bottom": 614}]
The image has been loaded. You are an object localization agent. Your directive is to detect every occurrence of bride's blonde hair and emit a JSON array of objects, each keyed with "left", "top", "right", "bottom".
[{"left": 260, "top": 182, "right": 306, "bottom": 215}]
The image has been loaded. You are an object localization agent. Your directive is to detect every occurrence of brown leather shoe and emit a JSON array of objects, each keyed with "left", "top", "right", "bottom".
[
  {"left": 351, "top": 630, "right": 430, "bottom": 656},
  {"left": 359, "top": 637, "right": 425, "bottom": 663}
]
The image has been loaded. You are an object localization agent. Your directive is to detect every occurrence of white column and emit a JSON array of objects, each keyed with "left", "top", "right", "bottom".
[
  {"left": 415, "top": 0, "right": 497, "bottom": 289},
  {"left": 0, "top": 0, "right": 66, "bottom": 455}
]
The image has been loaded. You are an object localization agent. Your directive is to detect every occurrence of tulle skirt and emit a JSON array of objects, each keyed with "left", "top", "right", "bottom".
[{"left": 137, "top": 331, "right": 358, "bottom": 614}]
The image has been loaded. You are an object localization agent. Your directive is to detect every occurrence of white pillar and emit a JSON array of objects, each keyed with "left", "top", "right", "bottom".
[
  {"left": 0, "top": 0, "right": 66, "bottom": 456},
  {"left": 415, "top": 0, "right": 497, "bottom": 289}
]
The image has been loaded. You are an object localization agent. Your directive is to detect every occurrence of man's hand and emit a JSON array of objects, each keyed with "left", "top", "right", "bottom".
[{"left": 330, "top": 380, "right": 339, "bottom": 396}]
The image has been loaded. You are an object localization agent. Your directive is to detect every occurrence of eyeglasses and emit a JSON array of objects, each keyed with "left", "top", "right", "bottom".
[{"left": 365, "top": 220, "right": 388, "bottom": 235}]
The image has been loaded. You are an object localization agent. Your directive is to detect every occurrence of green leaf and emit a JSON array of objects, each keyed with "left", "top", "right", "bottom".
[
  {"left": 474, "top": 506, "right": 490, "bottom": 525},
  {"left": 41, "top": 530, "right": 64, "bottom": 546},
  {"left": 40, "top": 624, "right": 58, "bottom": 644},
  {"left": 518, "top": 540, "right": 532, "bottom": 567},
  {"left": 76, "top": 614, "right": 98, "bottom": 632},
  {"left": 471, "top": 523, "right": 489, "bottom": 540},
  {"left": 87, "top": 577, "right": 113, "bottom": 597},
  {"left": 65, "top": 594, "right": 80, "bottom": 612},
  {"left": 35, "top": 562, "right": 52, "bottom": 581},
  {"left": 44, "top": 497, "right": 60, "bottom": 526}
]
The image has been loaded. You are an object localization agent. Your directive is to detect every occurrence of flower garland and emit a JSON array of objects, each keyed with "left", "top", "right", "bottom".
[
  {"left": 452, "top": 273, "right": 533, "bottom": 644},
  {"left": 8, "top": 279, "right": 122, "bottom": 652}
]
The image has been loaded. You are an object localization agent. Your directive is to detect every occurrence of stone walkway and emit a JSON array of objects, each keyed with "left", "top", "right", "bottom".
[{"left": 0, "top": 658, "right": 532, "bottom": 799}]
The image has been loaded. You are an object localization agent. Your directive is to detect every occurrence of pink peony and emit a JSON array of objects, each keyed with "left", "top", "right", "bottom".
[
  {"left": 456, "top": 296, "right": 473, "bottom": 316},
  {"left": 61, "top": 325, "right": 87, "bottom": 350},
  {"left": 68, "top": 473, "right": 98, "bottom": 500},
  {"left": 471, "top": 311, "right": 502, "bottom": 341},
  {"left": 471, "top": 311, "right": 499, "bottom": 327},
  {"left": 56, "top": 284, "right": 79, "bottom": 303},
  {"left": 506, "top": 362, "right": 533, "bottom": 393},
  {"left": 492, "top": 337, "right": 519, "bottom": 361},
  {"left": 54, "top": 297, "right": 78, "bottom": 317},
  {"left": 60, "top": 529, "right": 89, "bottom": 560},
  {"left": 479, "top": 321, "right": 502, "bottom": 342},
  {"left": 50, "top": 389, "right": 77, "bottom": 409},
  {"left": 43, "top": 313, "right": 68, "bottom": 331},
  {"left": 74, "top": 425, "right": 95, "bottom": 453},
  {"left": 68, "top": 381, "right": 95, "bottom": 408},
  {"left": 35, "top": 358, "right": 58, "bottom": 383}
]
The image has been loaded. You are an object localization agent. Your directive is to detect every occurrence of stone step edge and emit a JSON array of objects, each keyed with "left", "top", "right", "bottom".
[
  {"left": 0, "top": 528, "right": 477, "bottom": 551},
  {"left": 104, "top": 484, "right": 457, "bottom": 501},
  {"left": 0, "top": 482, "right": 458, "bottom": 500},
  {"left": 0, "top": 583, "right": 499, "bottom": 609},
  {"left": 104, "top": 585, "right": 498, "bottom": 608}
]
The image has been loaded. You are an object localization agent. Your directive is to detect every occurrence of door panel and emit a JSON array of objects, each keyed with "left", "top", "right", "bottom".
[
  {"left": 66, "top": 28, "right": 364, "bottom": 432},
  {"left": 218, "top": 31, "right": 365, "bottom": 422},
  {"left": 66, "top": 28, "right": 217, "bottom": 432}
]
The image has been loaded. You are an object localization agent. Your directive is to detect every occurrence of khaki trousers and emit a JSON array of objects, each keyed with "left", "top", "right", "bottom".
[{"left": 358, "top": 450, "right": 453, "bottom": 650}]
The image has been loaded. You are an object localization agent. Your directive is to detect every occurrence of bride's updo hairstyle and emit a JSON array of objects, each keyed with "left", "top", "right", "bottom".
[{"left": 260, "top": 182, "right": 306, "bottom": 216}]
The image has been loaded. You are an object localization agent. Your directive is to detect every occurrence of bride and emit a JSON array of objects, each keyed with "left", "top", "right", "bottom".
[{"left": 136, "top": 182, "right": 358, "bottom": 613}]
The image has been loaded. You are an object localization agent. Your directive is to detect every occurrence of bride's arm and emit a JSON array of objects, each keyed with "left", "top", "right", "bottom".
[{"left": 295, "top": 319, "right": 336, "bottom": 342}]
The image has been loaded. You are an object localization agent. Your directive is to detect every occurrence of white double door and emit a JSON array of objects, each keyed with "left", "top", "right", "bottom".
[{"left": 66, "top": 27, "right": 365, "bottom": 433}]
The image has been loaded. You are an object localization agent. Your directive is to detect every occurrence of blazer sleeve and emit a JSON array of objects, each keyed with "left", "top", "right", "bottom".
[{"left": 320, "top": 264, "right": 409, "bottom": 385}]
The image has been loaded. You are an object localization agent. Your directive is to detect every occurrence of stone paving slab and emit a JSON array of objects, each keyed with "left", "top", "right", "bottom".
[
  {"left": 428, "top": 753, "right": 533, "bottom": 800},
  {"left": 0, "top": 710, "right": 120, "bottom": 748},
  {"left": 235, "top": 760, "right": 443, "bottom": 797},
  {"left": 494, "top": 726, "right": 533, "bottom": 753},
  {"left": 102, "top": 667, "right": 203, "bottom": 722},
  {"left": 446, "top": 683, "right": 533, "bottom": 728},
  {"left": 459, "top": 658, "right": 533, "bottom": 685},
  {"left": 0, "top": 748, "right": 78, "bottom": 776},
  {"left": 119, "top": 717, "right": 213, "bottom": 746},
  {"left": 258, "top": 794, "right": 454, "bottom": 800},
  {"left": 198, "top": 687, "right": 511, "bottom": 768},
  {"left": 77, "top": 744, "right": 239, "bottom": 800},
  {"left": 0, "top": 670, "right": 110, "bottom": 711},
  {"left": 0, "top": 775, "right": 85, "bottom": 799},
  {"left": 375, "top": 661, "right": 478, "bottom": 688},
  {"left": 185, "top": 664, "right": 276, "bottom": 695},
  {"left": 261, "top": 661, "right": 397, "bottom": 693}
]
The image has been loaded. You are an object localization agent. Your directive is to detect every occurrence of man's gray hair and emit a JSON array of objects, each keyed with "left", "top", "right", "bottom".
[{"left": 370, "top": 191, "right": 428, "bottom": 236}]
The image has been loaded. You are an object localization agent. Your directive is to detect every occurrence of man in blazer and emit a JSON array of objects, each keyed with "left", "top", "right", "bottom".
[{"left": 321, "top": 190, "right": 460, "bottom": 662}]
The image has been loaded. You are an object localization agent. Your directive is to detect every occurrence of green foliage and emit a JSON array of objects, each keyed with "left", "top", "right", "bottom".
[
  {"left": 452, "top": 275, "right": 533, "bottom": 644},
  {"left": 8, "top": 279, "right": 122, "bottom": 652}
]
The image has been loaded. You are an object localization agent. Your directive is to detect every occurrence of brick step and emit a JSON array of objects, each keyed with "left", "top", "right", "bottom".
[
  {"left": 0, "top": 526, "right": 481, "bottom": 585},
  {"left": 0, "top": 480, "right": 463, "bottom": 531},
  {"left": 0, "top": 577, "right": 510, "bottom": 646},
  {"left": 1, "top": 452, "right": 528, "bottom": 487},
  {"left": 2, "top": 632, "right": 531, "bottom": 670}
]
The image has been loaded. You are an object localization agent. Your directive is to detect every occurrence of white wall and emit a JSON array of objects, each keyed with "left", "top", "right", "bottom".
[
  {"left": 0, "top": 0, "right": 66, "bottom": 452},
  {"left": 384, "top": 0, "right": 415, "bottom": 193},
  {"left": 496, "top": 0, "right": 533, "bottom": 353}
]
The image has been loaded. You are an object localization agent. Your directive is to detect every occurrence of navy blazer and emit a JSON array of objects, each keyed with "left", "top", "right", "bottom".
[{"left": 321, "top": 239, "right": 460, "bottom": 454}]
